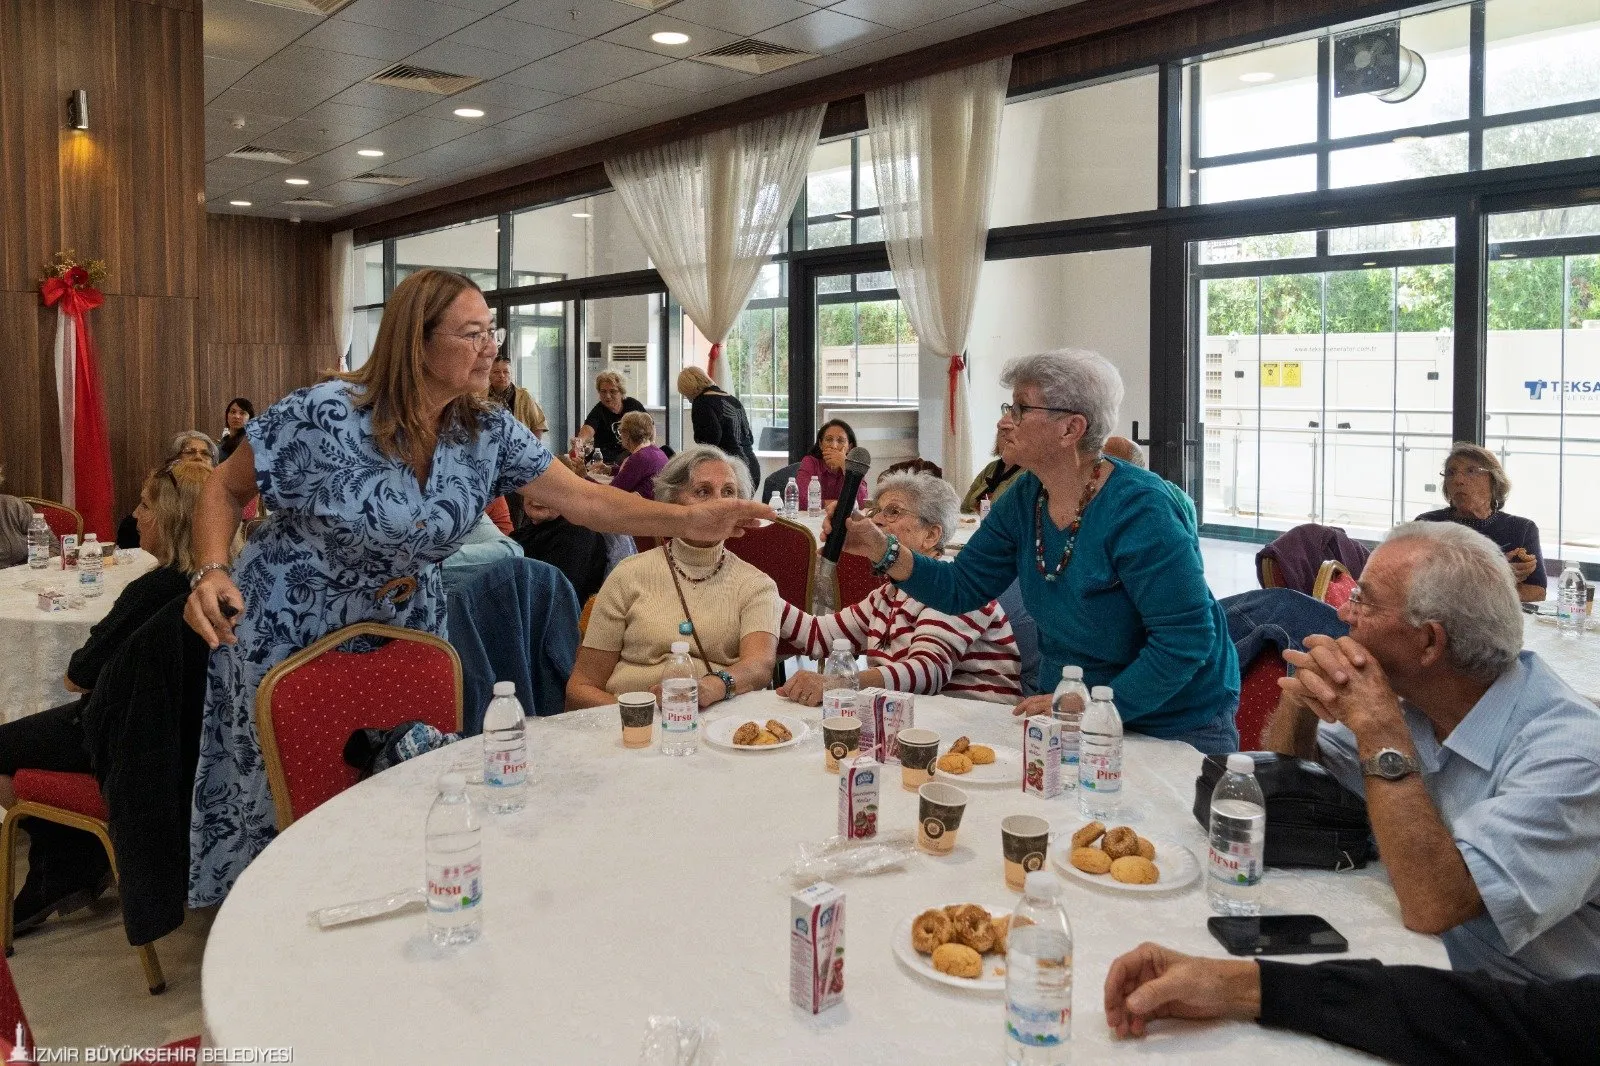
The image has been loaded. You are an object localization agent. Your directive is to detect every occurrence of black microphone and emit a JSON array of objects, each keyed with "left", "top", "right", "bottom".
[{"left": 820, "top": 447, "right": 872, "bottom": 564}]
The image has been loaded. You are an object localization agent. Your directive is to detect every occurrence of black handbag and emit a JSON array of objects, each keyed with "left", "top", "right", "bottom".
[{"left": 1192, "top": 752, "right": 1375, "bottom": 870}]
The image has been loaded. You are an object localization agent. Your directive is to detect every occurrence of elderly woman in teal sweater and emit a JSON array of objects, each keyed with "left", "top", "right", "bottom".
[{"left": 833, "top": 349, "right": 1239, "bottom": 754}]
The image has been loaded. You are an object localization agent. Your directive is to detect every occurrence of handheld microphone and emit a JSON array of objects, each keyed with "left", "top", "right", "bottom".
[{"left": 820, "top": 447, "right": 872, "bottom": 564}]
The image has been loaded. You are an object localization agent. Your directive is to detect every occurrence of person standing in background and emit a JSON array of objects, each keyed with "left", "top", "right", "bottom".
[
  {"left": 578, "top": 370, "right": 645, "bottom": 467},
  {"left": 218, "top": 398, "right": 254, "bottom": 463},
  {"left": 678, "top": 366, "right": 760, "bottom": 489},
  {"left": 488, "top": 354, "right": 547, "bottom": 439}
]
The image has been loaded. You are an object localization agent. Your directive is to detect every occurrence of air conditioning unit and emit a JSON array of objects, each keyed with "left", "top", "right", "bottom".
[{"left": 608, "top": 343, "right": 648, "bottom": 400}]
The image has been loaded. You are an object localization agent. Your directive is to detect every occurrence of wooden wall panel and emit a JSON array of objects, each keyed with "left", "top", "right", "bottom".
[{"left": 0, "top": 0, "right": 62, "bottom": 293}]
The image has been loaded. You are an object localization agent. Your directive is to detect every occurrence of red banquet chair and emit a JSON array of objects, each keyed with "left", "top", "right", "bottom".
[
  {"left": 256, "top": 622, "right": 463, "bottom": 830},
  {"left": 1234, "top": 652, "right": 1290, "bottom": 751},
  {"left": 20, "top": 497, "right": 82, "bottom": 542},
  {"left": 833, "top": 551, "right": 885, "bottom": 610},
  {"left": 726, "top": 517, "right": 816, "bottom": 612},
  {"left": 0, "top": 947, "right": 197, "bottom": 1063},
  {"left": 0, "top": 770, "right": 166, "bottom": 994},
  {"left": 1313, "top": 559, "right": 1357, "bottom": 609}
]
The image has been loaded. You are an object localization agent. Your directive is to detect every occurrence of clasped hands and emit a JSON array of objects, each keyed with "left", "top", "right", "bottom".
[{"left": 1277, "top": 633, "right": 1404, "bottom": 739}]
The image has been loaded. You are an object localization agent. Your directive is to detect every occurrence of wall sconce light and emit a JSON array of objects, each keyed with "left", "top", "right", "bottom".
[{"left": 67, "top": 89, "right": 89, "bottom": 130}]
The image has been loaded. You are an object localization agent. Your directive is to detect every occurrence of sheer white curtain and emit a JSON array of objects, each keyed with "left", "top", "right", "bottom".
[
  {"left": 867, "top": 58, "right": 1011, "bottom": 491},
  {"left": 605, "top": 106, "right": 824, "bottom": 389},
  {"left": 330, "top": 229, "right": 355, "bottom": 370}
]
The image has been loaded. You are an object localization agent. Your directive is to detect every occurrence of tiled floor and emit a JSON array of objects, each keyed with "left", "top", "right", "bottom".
[{"left": 11, "top": 537, "right": 1265, "bottom": 1050}]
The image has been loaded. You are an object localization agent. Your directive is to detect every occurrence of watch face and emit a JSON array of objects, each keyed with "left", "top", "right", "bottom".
[{"left": 1377, "top": 750, "right": 1408, "bottom": 777}]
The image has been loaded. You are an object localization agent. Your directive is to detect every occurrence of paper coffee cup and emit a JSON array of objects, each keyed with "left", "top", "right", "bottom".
[
  {"left": 897, "top": 728, "right": 939, "bottom": 791},
  {"left": 916, "top": 781, "right": 967, "bottom": 855},
  {"left": 822, "top": 716, "right": 861, "bottom": 773},
  {"left": 1000, "top": 814, "right": 1050, "bottom": 890},
  {"left": 618, "top": 692, "right": 655, "bottom": 749}
]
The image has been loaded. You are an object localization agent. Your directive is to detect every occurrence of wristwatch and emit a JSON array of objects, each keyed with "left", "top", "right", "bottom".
[
  {"left": 1360, "top": 747, "right": 1422, "bottom": 781},
  {"left": 190, "top": 562, "right": 231, "bottom": 590},
  {"left": 714, "top": 670, "right": 736, "bottom": 702}
]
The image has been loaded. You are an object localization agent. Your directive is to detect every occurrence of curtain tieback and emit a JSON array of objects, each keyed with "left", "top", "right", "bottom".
[
  {"left": 708, "top": 341, "right": 723, "bottom": 381},
  {"left": 947, "top": 353, "right": 966, "bottom": 434}
]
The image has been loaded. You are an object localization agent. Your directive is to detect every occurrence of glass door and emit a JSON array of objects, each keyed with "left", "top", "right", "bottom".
[
  {"left": 503, "top": 299, "right": 569, "bottom": 446},
  {"left": 578, "top": 291, "right": 670, "bottom": 461},
  {"left": 812, "top": 270, "right": 919, "bottom": 470}
]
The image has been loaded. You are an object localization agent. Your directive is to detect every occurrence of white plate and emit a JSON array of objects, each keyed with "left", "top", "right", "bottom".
[
  {"left": 891, "top": 908, "right": 1011, "bottom": 993},
  {"left": 932, "top": 745, "right": 1022, "bottom": 787},
  {"left": 1051, "top": 837, "right": 1200, "bottom": 894},
  {"left": 703, "top": 714, "right": 810, "bottom": 751}
]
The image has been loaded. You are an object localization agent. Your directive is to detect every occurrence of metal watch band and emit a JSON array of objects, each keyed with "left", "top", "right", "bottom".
[{"left": 190, "top": 562, "right": 231, "bottom": 590}]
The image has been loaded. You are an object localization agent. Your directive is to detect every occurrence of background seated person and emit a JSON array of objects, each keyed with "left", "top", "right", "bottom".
[
  {"left": 0, "top": 467, "right": 35, "bottom": 567},
  {"left": 513, "top": 501, "right": 611, "bottom": 603},
  {"left": 443, "top": 513, "right": 521, "bottom": 571},
  {"left": 777, "top": 473, "right": 1020, "bottom": 706},
  {"left": 1417, "top": 442, "right": 1546, "bottom": 603},
  {"left": 609, "top": 412, "right": 669, "bottom": 500},
  {"left": 797, "top": 419, "right": 869, "bottom": 508},
  {"left": 577, "top": 370, "right": 645, "bottom": 467},
  {"left": 566, "top": 446, "right": 778, "bottom": 710},
  {"left": 961, "top": 431, "right": 1020, "bottom": 514},
  {"left": 0, "top": 461, "right": 208, "bottom": 932},
  {"left": 1263, "top": 521, "right": 1600, "bottom": 982},
  {"left": 877, "top": 457, "right": 942, "bottom": 482},
  {"left": 1103, "top": 434, "right": 1196, "bottom": 533}
]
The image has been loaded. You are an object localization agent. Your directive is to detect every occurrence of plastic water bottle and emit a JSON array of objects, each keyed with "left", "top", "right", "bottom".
[
  {"left": 425, "top": 771, "right": 483, "bottom": 946},
  {"left": 1208, "top": 753, "right": 1266, "bottom": 916},
  {"left": 78, "top": 534, "right": 104, "bottom": 598},
  {"left": 27, "top": 512, "right": 51, "bottom": 569},
  {"left": 768, "top": 490, "right": 783, "bottom": 514},
  {"left": 784, "top": 477, "right": 800, "bottom": 519},
  {"left": 1004, "top": 871, "right": 1073, "bottom": 1065},
  {"left": 660, "top": 642, "right": 699, "bottom": 756},
  {"left": 1077, "top": 686, "right": 1122, "bottom": 819},
  {"left": 807, "top": 478, "right": 822, "bottom": 518},
  {"left": 1052, "top": 666, "right": 1090, "bottom": 788},
  {"left": 481, "top": 681, "right": 527, "bottom": 814},
  {"left": 1558, "top": 565, "right": 1589, "bottom": 638},
  {"left": 820, "top": 638, "right": 860, "bottom": 719}
]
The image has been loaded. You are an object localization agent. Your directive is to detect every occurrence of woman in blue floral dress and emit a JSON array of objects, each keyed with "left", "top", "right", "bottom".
[{"left": 183, "top": 269, "right": 770, "bottom": 905}]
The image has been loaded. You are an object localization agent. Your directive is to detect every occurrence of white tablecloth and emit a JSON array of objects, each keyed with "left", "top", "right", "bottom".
[
  {"left": 0, "top": 551, "right": 157, "bottom": 722},
  {"left": 203, "top": 692, "right": 1444, "bottom": 1064},
  {"left": 1523, "top": 613, "right": 1600, "bottom": 703}
]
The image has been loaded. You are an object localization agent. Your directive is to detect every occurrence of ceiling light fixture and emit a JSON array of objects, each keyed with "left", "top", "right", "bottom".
[
  {"left": 284, "top": 177, "right": 310, "bottom": 185},
  {"left": 1239, "top": 71, "right": 1275, "bottom": 83},
  {"left": 1392, "top": 134, "right": 1423, "bottom": 144},
  {"left": 651, "top": 31, "right": 690, "bottom": 45},
  {"left": 572, "top": 212, "right": 592, "bottom": 218},
  {"left": 453, "top": 107, "right": 485, "bottom": 118},
  {"left": 1361, "top": 261, "right": 1377, "bottom": 267},
  {"left": 229, "top": 200, "right": 252, "bottom": 207},
  {"left": 357, "top": 148, "right": 385, "bottom": 157}
]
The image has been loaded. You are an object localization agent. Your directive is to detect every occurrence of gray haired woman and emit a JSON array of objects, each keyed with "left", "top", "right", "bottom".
[
  {"left": 777, "top": 471, "right": 1023, "bottom": 705},
  {"left": 565, "top": 445, "right": 779, "bottom": 710},
  {"left": 170, "top": 430, "right": 219, "bottom": 467},
  {"left": 1416, "top": 442, "right": 1546, "bottom": 603},
  {"left": 832, "top": 349, "right": 1241, "bottom": 754}
]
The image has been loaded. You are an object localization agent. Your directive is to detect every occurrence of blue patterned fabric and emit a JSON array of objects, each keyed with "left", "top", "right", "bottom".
[{"left": 188, "top": 380, "right": 551, "bottom": 906}]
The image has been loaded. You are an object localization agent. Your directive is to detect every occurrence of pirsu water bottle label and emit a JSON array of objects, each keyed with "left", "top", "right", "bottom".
[
  {"left": 1079, "top": 750, "right": 1121, "bottom": 792},
  {"left": 661, "top": 697, "right": 697, "bottom": 732},
  {"left": 1006, "top": 997, "right": 1071, "bottom": 1048},
  {"left": 485, "top": 747, "right": 527, "bottom": 788},
  {"left": 1208, "top": 842, "right": 1261, "bottom": 886},
  {"left": 427, "top": 859, "right": 483, "bottom": 913}
]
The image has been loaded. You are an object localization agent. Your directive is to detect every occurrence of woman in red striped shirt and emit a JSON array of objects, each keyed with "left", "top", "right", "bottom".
[{"left": 776, "top": 473, "right": 1021, "bottom": 705}]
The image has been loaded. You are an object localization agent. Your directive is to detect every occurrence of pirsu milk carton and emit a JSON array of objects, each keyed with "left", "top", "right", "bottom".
[
  {"left": 790, "top": 881, "right": 845, "bottom": 1014},
  {"left": 1023, "top": 714, "right": 1063, "bottom": 798}
]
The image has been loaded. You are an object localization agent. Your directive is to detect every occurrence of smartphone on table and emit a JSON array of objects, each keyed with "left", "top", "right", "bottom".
[{"left": 1207, "top": 915, "right": 1348, "bottom": 956}]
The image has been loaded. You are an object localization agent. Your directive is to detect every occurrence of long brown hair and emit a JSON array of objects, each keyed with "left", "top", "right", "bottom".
[
  {"left": 143, "top": 460, "right": 209, "bottom": 573},
  {"left": 341, "top": 269, "right": 491, "bottom": 463}
]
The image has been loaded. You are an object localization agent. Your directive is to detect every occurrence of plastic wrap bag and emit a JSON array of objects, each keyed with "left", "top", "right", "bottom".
[
  {"left": 308, "top": 888, "right": 424, "bottom": 929},
  {"left": 639, "top": 1016, "right": 723, "bottom": 1066},
  {"left": 780, "top": 827, "right": 918, "bottom": 887}
]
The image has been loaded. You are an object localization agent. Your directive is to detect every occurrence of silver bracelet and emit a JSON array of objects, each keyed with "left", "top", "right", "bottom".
[{"left": 190, "top": 562, "right": 231, "bottom": 590}]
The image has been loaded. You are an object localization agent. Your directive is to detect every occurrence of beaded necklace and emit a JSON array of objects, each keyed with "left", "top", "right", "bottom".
[
  {"left": 665, "top": 540, "right": 728, "bottom": 637},
  {"left": 1033, "top": 458, "right": 1107, "bottom": 583}
]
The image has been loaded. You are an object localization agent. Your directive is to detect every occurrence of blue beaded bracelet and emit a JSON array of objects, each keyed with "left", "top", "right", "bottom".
[{"left": 872, "top": 533, "right": 902, "bottom": 577}]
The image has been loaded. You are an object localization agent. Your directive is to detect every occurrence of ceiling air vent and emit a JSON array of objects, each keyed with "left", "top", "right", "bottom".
[
  {"left": 226, "top": 145, "right": 314, "bottom": 165},
  {"left": 282, "top": 197, "right": 336, "bottom": 208},
  {"left": 241, "top": 0, "right": 355, "bottom": 14},
  {"left": 350, "top": 173, "right": 421, "bottom": 187},
  {"left": 365, "top": 63, "right": 483, "bottom": 96},
  {"left": 690, "top": 39, "right": 817, "bottom": 76}
]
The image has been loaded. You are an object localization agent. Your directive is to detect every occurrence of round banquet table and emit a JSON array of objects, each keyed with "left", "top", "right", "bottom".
[
  {"left": 203, "top": 691, "right": 1445, "bottom": 1065},
  {"left": 0, "top": 550, "right": 157, "bottom": 722},
  {"left": 792, "top": 511, "right": 976, "bottom": 554},
  {"left": 1522, "top": 612, "right": 1600, "bottom": 703}
]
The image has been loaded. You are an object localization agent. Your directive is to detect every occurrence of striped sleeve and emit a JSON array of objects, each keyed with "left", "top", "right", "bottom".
[
  {"left": 876, "top": 603, "right": 992, "bottom": 695},
  {"left": 777, "top": 592, "right": 878, "bottom": 658}
]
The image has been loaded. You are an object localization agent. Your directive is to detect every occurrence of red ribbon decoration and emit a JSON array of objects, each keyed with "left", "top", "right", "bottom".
[
  {"left": 947, "top": 353, "right": 966, "bottom": 434},
  {"left": 40, "top": 273, "right": 115, "bottom": 541},
  {"left": 707, "top": 340, "right": 723, "bottom": 382}
]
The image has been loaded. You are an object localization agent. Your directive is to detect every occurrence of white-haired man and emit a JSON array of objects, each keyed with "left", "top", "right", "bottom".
[{"left": 1264, "top": 521, "right": 1600, "bottom": 981}]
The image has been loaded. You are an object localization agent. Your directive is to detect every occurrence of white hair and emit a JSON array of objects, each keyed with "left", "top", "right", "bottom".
[
  {"left": 652, "top": 444, "right": 751, "bottom": 503},
  {"left": 874, "top": 472, "right": 960, "bottom": 551},
  {"left": 171, "top": 430, "right": 218, "bottom": 464},
  {"left": 1001, "top": 349, "right": 1124, "bottom": 454},
  {"left": 1383, "top": 521, "right": 1523, "bottom": 679}
]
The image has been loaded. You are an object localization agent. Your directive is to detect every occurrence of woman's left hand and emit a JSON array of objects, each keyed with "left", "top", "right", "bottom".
[
  {"left": 1506, "top": 548, "right": 1537, "bottom": 582},
  {"left": 681, "top": 497, "right": 775, "bottom": 542},
  {"left": 776, "top": 669, "right": 826, "bottom": 706},
  {"left": 1011, "top": 693, "right": 1056, "bottom": 718},
  {"left": 649, "top": 675, "right": 731, "bottom": 709}
]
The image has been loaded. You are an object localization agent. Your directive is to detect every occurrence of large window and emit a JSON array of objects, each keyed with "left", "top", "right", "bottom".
[
  {"left": 1186, "top": 0, "right": 1600, "bottom": 205},
  {"left": 511, "top": 193, "right": 649, "bottom": 283},
  {"left": 804, "top": 137, "right": 881, "bottom": 249},
  {"left": 394, "top": 217, "right": 500, "bottom": 290}
]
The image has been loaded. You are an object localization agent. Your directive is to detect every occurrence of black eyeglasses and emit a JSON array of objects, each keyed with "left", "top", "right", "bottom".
[{"left": 1000, "top": 402, "right": 1082, "bottom": 420}]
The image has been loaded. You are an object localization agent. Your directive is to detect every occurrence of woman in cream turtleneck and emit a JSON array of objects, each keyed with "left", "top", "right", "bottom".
[{"left": 565, "top": 445, "right": 779, "bottom": 710}]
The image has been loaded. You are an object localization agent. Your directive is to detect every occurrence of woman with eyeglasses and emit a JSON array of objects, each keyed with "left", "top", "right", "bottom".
[
  {"left": 830, "top": 349, "right": 1240, "bottom": 754},
  {"left": 1416, "top": 442, "right": 1546, "bottom": 603},
  {"left": 577, "top": 370, "right": 645, "bottom": 468},
  {"left": 776, "top": 472, "right": 1021, "bottom": 706},
  {"left": 182, "top": 269, "right": 772, "bottom": 905},
  {"left": 797, "top": 419, "right": 870, "bottom": 509}
]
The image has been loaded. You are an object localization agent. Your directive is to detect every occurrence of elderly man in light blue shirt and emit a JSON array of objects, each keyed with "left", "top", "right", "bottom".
[{"left": 1264, "top": 520, "right": 1600, "bottom": 982}]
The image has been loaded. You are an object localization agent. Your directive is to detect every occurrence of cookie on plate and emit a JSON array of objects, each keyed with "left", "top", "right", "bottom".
[
  {"left": 1070, "top": 847, "right": 1113, "bottom": 874},
  {"left": 1110, "top": 855, "right": 1160, "bottom": 885},
  {"left": 931, "top": 942, "right": 983, "bottom": 979}
]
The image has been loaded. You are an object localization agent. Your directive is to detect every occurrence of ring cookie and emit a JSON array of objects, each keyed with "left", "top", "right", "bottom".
[
  {"left": 1070, "top": 821, "right": 1105, "bottom": 849},
  {"left": 1110, "top": 855, "right": 1160, "bottom": 885},
  {"left": 1101, "top": 826, "right": 1140, "bottom": 859}
]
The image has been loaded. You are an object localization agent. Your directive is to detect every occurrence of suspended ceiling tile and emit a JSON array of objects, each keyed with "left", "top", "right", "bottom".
[
  {"left": 260, "top": 44, "right": 391, "bottom": 81},
  {"left": 532, "top": 95, "right": 638, "bottom": 126},
  {"left": 338, "top": 0, "right": 485, "bottom": 39},
  {"left": 665, "top": 0, "right": 819, "bottom": 38},
  {"left": 494, "top": 108, "right": 589, "bottom": 137},
  {"left": 210, "top": 85, "right": 321, "bottom": 121},
  {"left": 632, "top": 59, "right": 753, "bottom": 92},
  {"left": 294, "top": 18, "right": 436, "bottom": 62},
  {"left": 437, "top": 80, "right": 567, "bottom": 112},
  {"left": 203, "top": 0, "right": 322, "bottom": 66},
  {"left": 319, "top": 180, "right": 391, "bottom": 203},
  {"left": 997, "top": 0, "right": 1089, "bottom": 11},
  {"left": 204, "top": 55, "right": 253, "bottom": 102},
  {"left": 598, "top": 12, "right": 741, "bottom": 60},
  {"left": 830, "top": 0, "right": 996, "bottom": 30},
  {"left": 439, "top": 14, "right": 585, "bottom": 60},
  {"left": 501, "top": 40, "right": 671, "bottom": 95},
  {"left": 368, "top": 113, "right": 484, "bottom": 155},
  {"left": 292, "top": 100, "right": 405, "bottom": 139},
  {"left": 231, "top": 63, "right": 368, "bottom": 107},
  {"left": 404, "top": 39, "right": 531, "bottom": 80},
  {"left": 444, "top": 0, "right": 521, "bottom": 13},
  {"left": 412, "top": 94, "right": 544, "bottom": 126},
  {"left": 252, "top": 119, "right": 353, "bottom": 156},
  {"left": 497, "top": 0, "right": 647, "bottom": 36},
  {"left": 326, "top": 81, "right": 442, "bottom": 117},
  {"left": 756, "top": 7, "right": 897, "bottom": 51},
  {"left": 581, "top": 76, "right": 701, "bottom": 109},
  {"left": 890, "top": 2, "right": 1027, "bottom": 50}
]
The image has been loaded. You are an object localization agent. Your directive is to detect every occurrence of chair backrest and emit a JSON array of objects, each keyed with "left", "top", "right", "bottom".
[
  {"left": 257, "top": 623, "right": 462, "bottom": 829},
  {"left": 1313, "top": 560, "right": 1357, "bottom": 608},
  {"left": 726, "top": 517, "right": 815, "bottom": 612},
  {"left": 0, "top": 952, "right": 31, "bottom": 1061},
  {"left": 760, "top": 461, "right": 802, "bottom": 503},
  {"left": 21, "top": 497, "right": 82, "bottom": 541},
  {"left": 1234, "top": 651, "right": 1289, "bottom": 751},
  {"left": 834, "top": 551, "right": 885, "bottom": 610},
  {"left": 633, "top": 535, "right": 661, "bottom": 554},
  {"left": 1257, "top": 555, "right": 1282, "bottom": 589}
]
